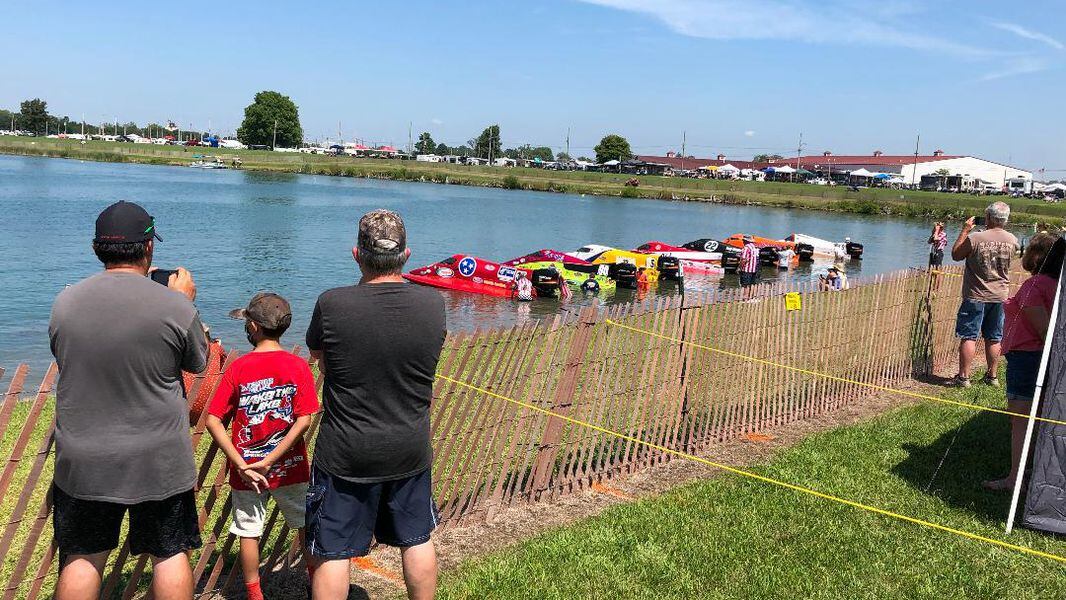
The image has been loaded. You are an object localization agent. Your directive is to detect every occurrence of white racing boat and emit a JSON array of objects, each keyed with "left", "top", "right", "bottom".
[
  {"left": 785, "top": 233, "right": 863, "bottom": 260},
  {"left": 188, "top": 157, "right": 228, "bottom": 169}
]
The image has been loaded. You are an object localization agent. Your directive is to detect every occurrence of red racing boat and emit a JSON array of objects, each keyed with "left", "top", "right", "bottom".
[
  {"left": 404, "top": 254, "right": 562, "bottom": 298},
  {"left": 501, "top": 248, "right": 591, "bottom": 267}
]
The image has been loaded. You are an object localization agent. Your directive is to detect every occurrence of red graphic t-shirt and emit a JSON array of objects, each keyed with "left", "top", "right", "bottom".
[{"left": 207, "top": 351, "right": 319, "bottom": 490}]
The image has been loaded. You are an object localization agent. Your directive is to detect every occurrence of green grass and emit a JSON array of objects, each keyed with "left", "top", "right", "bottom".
[
  {"left": 436, "top": 375, "right": 1066, "bottom": 599},
  {"left": 1, "top": 135, "right": 1059, "bottom": 226}
]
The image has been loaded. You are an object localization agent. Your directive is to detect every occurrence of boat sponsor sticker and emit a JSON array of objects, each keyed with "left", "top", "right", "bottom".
[
  {"left": 497, "top": 266, "right": 517, "bottom": 282},
  {"left": 472, "top": 276, "right": 484, "bottom": 284},
  {"left": 485, "top": 264, "right": 496, "bottom": 272},
  {"left": 436, "top": 267, "right": 454, "bottom": 278},
  {"left": 458, "top": 256, "right": 477, "bottom": 277}
]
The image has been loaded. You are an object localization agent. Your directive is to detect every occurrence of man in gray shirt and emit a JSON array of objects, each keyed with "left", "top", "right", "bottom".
[{"left": 49, "top": 201, "right": 208, "bottom": 600}]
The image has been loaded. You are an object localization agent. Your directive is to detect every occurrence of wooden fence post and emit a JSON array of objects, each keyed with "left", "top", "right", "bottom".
[{"left": 529, "top": 306, "right": 598, "bottom": 499}]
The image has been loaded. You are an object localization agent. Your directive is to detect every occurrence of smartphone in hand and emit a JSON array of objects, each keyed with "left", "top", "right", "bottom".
[{"left": 149, "top": 269, "right": 177, "bottom": 285}]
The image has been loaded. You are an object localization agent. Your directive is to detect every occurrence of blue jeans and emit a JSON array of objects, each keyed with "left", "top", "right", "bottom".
[
  {"left": 954, "top": 299, "right": 1004, "bottom": 341},
  {"left": 1006, "top": 350, "right": 1042, "bottom": 402}
]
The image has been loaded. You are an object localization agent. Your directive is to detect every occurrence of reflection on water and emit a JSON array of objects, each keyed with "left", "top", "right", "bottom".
[{"left": 1, "top": 154, "right": 940, "bottom": 369}]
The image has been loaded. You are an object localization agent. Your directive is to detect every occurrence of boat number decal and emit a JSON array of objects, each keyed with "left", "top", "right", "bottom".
[
  {"left": 497, "top": 266, "right": 517, "bottom": 282},
  {"left": 597, "top": 265, "right": 610, "bottom": 277},
  {"left": 703, "top": 240, "right": 719, "bottom": 252},
  {"left": 458, "top": 257, "right": 477, "bottom": 277},
  {"left": 436, "top": 267, "right": 454, "bottom": 278}
]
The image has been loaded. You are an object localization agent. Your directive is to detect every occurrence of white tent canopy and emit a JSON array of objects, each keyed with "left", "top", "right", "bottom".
[
  {"left": 772, "top": 165, "right": 796, "bottom": 174},
  {"left": 849, "top": 168, "right": 875, "bottom": 177},
  {"left": 602, "top": 159, "right": 620, "bottom": 166},
  {"left": 718, "top": 164, "right": 740, "bottom": 173}
]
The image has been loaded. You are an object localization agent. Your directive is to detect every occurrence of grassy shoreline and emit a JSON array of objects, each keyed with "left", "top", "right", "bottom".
[{"left": 2, "top": 135, "right": 1059, "bottom": 227}]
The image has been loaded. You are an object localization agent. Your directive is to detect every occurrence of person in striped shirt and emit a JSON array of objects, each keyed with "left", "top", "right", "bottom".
[{"left": 740, "top": 236, "right": 759, "bottom": 286}]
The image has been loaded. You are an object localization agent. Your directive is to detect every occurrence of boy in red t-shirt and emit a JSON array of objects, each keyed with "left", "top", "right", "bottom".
[{"left": 206, "top": 293, "right": 319, "bottom": 600}]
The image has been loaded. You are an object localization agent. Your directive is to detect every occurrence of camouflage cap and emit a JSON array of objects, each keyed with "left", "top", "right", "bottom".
[
  {"left": 228, "top": 292, "right": 292, "bottom": 330},
  {"left": 358, "top": 209, "right": 407, "bottom": 255}
]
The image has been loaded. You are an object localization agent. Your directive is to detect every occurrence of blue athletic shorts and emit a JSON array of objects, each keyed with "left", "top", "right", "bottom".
[
  {"left": 954, "top": 299, "right": 1004, "bottom": 341},
  {"left": 740, "top": 272, "right": 758, "bottom": 287},
  {"left": 305, "top": 464, "right": 438, "bottom": 559},
  {"left": 1006, "top": 350, "right": 1042, "bottom": 402}
]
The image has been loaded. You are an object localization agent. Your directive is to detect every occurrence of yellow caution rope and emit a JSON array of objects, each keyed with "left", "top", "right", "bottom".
[
  {"left": 603, "top": 318, "right": 1066, "bottom": 428},
  {"left": 436, "top": 374, "right": 1066, "bottom": 565}
]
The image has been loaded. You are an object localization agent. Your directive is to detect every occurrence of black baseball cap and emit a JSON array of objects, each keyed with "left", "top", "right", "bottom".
[
  {"left": 228, "top": 292, "right": 292, "bottom": 330},
  {"left": 94, "top": 201, "right": 162, "bottom": 243}
]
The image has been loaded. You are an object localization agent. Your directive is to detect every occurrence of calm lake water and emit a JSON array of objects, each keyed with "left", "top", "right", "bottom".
[{"left": 1, "top": 154, "right": 938, "bottom": 371}]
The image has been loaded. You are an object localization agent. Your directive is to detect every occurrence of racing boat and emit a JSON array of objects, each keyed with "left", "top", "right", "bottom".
[
  {"left": 784, "top": 234, "right": 863, "bottom": 260},
  {"left": 634, "top": 241, "right": 727, "bottom": 276},
  {"left": 568, "top": 244, "right": 683, "bottom": 288},
  {"left": 503, "top": 250, "right": 617, "bottom": 292},
  {"left": 717, "top": 234, "right": 813, "bottom": 265},
  {"left": 678, "top": 239, "right": 744, "bottom": 273},
  {"left": 404, "top": 254, "right": 563, "bottom": 298}
]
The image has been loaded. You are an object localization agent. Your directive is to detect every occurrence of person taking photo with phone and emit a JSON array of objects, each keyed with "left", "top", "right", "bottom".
[
  {"left": 949, "top": 201, "right": 1019, "bottom": 388},
  {"left": 49, "top": 201, "right": 208, "bottom": 600}
]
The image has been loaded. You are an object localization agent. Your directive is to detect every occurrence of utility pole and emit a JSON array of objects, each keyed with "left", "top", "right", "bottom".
[
  {"left": 408, "top": 121, "right": 412, "bottom": 154},
  {"left": 912, "top": 134, "right": 920, "bottom": 188},
  {"left": 795, "top": 132, "right": 805, "bottom": 182},
  {"left": 272, "top": 119, "right": 278, "bottom": 150},
  {"left": 681, "top": 130, "right": 686, "bottom": 172},
  {"left": 565, "top": 126, "right": 570, "bottom": 161}
]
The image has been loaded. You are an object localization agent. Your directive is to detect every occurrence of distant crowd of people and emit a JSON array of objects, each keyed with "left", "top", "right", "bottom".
[{"left": 49, "top": 203, "right": 443, "bottom": 600}]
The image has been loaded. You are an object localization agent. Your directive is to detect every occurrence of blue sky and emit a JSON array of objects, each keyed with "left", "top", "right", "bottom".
[{"left": 2, "top": 1, "right": 1062, "bottom": 172}]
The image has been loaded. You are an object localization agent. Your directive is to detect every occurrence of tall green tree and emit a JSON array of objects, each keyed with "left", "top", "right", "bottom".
[
  {"left": 752, "top": 153, "right": 784, "bottom": 162},
  {"left": 434, "top": 142, "right": 451, "bottom": 155},
  {"left": 473, "top": 124, "right": 502, "bottom": 160},
  {"left": 18, "top": 98, "right": 49, "bottom": 135},
  {"left": 237, "top": 91, "right": 303, "bottom": 148},
  {"left": 594, "top": 134, "right": 633, "bottom": 164},
  {"left": 415, "top": 132, "right": 436, "bottom": 154},
  {"left": 504, "top": 144, "right": 555, "bottom": 162},
  {"left": 556, "top": 151, "right": 572, "bottom": 162}
]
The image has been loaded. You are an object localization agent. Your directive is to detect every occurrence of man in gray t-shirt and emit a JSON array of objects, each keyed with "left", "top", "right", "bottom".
[
  {"left": 49, "top": 201, "right": 207, "bottom": 600},
  {"left": 948, "top": 200, "right": 1019, "bottom": 388}
]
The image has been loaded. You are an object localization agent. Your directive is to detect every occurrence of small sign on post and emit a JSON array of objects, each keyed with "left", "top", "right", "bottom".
[{"left": 784, "top": 292, "right": 802, "bottom": 311}]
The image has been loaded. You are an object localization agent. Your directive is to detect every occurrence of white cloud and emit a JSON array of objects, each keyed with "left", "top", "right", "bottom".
[
  {"left": 579, "top": 0, "right": 992, "bottom": 58},
  {"left": 431, "top": 118, "right": 444, "bottom": 125},
  {"left": 978, "top": 56, "right": 1050, "bottom": 82},
  {"left": 744, "top": 130, "right": 755, "bottom": 137},
  {"left": 990, "top": 22, "right": 1064, "bottom": 51}
]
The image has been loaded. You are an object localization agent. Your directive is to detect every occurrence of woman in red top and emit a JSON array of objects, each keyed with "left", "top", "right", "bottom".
[{"left": 984, "top": 233, "right": 1064, "bottom": 490}]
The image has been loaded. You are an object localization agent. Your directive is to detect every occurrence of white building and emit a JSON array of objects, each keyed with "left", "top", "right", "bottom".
[
  {"left": 898, "top": 155, "right": 1031, "bottom": 189},
  {"left": 773, "top": 150, "right": 1031, "bottom": 190},
  {"left": 415, "top": 154, "right": 442, "bottom": 162}
]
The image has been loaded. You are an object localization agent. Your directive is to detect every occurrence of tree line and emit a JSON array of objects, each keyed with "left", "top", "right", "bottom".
[{"left": 5, "top": 92, "right": 665, "bottom": 164}]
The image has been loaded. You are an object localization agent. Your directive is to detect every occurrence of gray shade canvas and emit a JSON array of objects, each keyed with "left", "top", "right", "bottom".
[{"left": 1023, "top": 265, "right": 1066, "bottom": 533}]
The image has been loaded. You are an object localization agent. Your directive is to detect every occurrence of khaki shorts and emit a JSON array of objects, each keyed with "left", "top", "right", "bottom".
[{"left": 230, "top": 484, "right": 307, "bottom": 538}]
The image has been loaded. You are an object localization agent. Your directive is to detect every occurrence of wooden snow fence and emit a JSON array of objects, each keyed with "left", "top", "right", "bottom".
[{"left": 0, "top": 266, "right": 982, "bottom": 598}]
